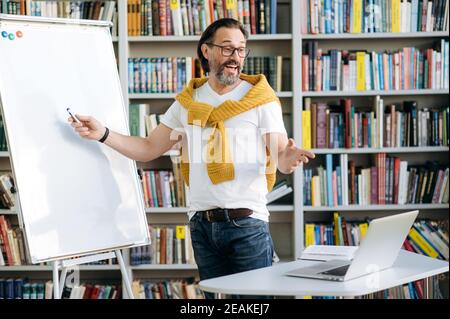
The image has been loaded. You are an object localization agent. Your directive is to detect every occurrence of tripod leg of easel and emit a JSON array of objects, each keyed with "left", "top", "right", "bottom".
[
  {"left": 424, "top": 277, "right": 431, "bottom": 299},
  {"left": 53, "top": 261, "right": 60, "bottom": 299},
  {"left": 52, "top": 261, "right": 69, "bottom": 299},
  {"left": 115, "top": 249, "right": 134, "bottom": 299},
  {"left": 58, "top": 267, "right": 68, "bottom": 299}
]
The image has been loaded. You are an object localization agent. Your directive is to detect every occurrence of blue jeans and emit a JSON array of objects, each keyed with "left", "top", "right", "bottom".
[{"left": 189, "top": 212, "right": 274, "bottom": 299}]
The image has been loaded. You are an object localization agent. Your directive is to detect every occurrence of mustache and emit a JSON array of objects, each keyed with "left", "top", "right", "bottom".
[{"left": 219, "top": 60, "right": 241, "bottom": 71}]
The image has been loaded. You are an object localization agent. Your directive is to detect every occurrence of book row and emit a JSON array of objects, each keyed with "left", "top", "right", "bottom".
[
  {"left": 127, "top": 0, "right": 278, "bottom": 36},
  {"left": 301, "top": 98, "right": 449, "bottom": 149},
  {"left": 302, "top": 40, "right": 449, "bottom": 91},
  {"left": 300, "top": 0, "right": 449, "bottom": 34},
  {"left": 303, "top": 154, "right": 449, "bottom": 206},
  {"left": 130, "top": 225, "right": 196, "bottom": 265}
]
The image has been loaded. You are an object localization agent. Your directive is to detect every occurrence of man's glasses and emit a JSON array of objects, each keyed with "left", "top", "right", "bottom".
[{"left": 206, "top": 43, "right": 250, "bottom": 58}]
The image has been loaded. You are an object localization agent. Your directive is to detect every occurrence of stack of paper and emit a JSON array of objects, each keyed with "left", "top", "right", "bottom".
[{"left": 300, "top": 245, "right": 359, "bottom": 261}]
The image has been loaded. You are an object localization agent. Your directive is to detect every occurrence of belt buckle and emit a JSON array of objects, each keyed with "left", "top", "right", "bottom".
[
  {"left": 218, "top": 208, "right": 228, "bottom": 221},
  {"left": 206, "top": 210, "right": 213, "bottom": 222}
]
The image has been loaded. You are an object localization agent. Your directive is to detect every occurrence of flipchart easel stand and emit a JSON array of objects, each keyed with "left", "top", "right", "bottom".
[{"left": 52, "top": 250, "right": 134, "bottom": 299}]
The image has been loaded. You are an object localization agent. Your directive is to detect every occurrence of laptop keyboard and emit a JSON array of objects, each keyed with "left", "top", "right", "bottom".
[{"left": 319, "top": 264, "right": 350, "bottom": 277}]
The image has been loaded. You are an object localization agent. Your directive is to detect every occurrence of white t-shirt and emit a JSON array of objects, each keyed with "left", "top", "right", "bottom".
[{"left": 159, "top": 80, "right": 287, "bottom": 222}]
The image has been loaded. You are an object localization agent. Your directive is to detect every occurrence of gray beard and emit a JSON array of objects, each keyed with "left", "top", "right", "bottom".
[
  {"left": 216, "top": 71, "right": 240, "bottom": 86},
  {"left": 212, "top": 62, "right": 244, "bottom": 86}
]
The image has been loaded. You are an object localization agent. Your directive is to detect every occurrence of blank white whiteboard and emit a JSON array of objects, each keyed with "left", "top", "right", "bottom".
[{"left": 0, "top": 15, "right": 150, "bottom": 263}]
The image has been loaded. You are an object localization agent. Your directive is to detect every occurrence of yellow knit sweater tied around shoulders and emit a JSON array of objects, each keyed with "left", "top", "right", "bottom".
[{"left": 175, "top": 73, "right": 280, "bottom": 192}]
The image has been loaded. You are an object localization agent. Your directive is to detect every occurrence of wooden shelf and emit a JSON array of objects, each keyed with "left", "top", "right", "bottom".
[
  {"left": 129, "top": 91, "right": 293, "bottom": 99},
  {"left": 128, "top": 34, "right": 292, "bottom": 42},
  {"left": 130, "top": 264, "right": 197, "bottom": 270},
  {"left": 267, "top": 205, "right": 295, "bottom": 212},
  {"left": 2, "top": 151, "right": 178, "bottom": 160},
  {"left": 301, "top": 31, "right": 449, "bottom": 40},
  {"left": 0, "top": 209, "right": 16, "bottom": 215},
  {"left": 303, "top": 204, "right": 449, "bottom": 212},
  {"left": 0, "top": 265, "right": 120, "bottom": 271},
  {"left": 145, "top": 205, "right": 294, "bottom": 213},
  {"left": 302, "top": 89, "right": 449, "bottom": 97},
  {"left": 275, "top": 91, "right": 293, "bottom": 98},
  {"left": 145, "top": 207, "right": 188, "bottom": 213},
  {"left": 1, "top": 205, "right": 294, "bottom": 216},
  {"left": 311, "top": 147, "right": 449, "bottom": 154}
]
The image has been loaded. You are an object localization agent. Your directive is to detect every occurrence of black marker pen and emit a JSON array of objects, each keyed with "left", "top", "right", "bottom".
[{"left": 67, "top": 107, "right": 81, "bottom": 124}]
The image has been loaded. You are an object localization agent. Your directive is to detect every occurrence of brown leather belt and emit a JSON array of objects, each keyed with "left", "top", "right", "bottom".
[{"left": 197, "top": 208, "right": 253, "bottom": 222}]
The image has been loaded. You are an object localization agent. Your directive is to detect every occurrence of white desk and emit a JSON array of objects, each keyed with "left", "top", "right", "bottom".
[{"left": 199, "top": 250, "right": 449, "bottom": 297}]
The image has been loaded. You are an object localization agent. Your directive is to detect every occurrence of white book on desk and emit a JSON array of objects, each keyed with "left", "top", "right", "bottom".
[{"left": 300, "top": 245, "right": 359, "bottom": 262}]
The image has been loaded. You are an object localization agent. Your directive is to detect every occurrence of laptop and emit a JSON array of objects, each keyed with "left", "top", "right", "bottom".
[{"left": 285, "top": 210, "right": 419, "bottom": 282}]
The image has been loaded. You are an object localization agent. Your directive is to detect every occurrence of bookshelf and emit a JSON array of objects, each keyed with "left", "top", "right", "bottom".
[
  {"left": 1, "top": 0, "right": 449, "bottom": 299},
  {"left": 119, "top": 1, "right": 449, "bottom": 298},
  {"left": 120, "top": 0, "right": 297, "bottom": 292},
  {"left": 294, "top": 5, "right": 450, "bottom": 299}
]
